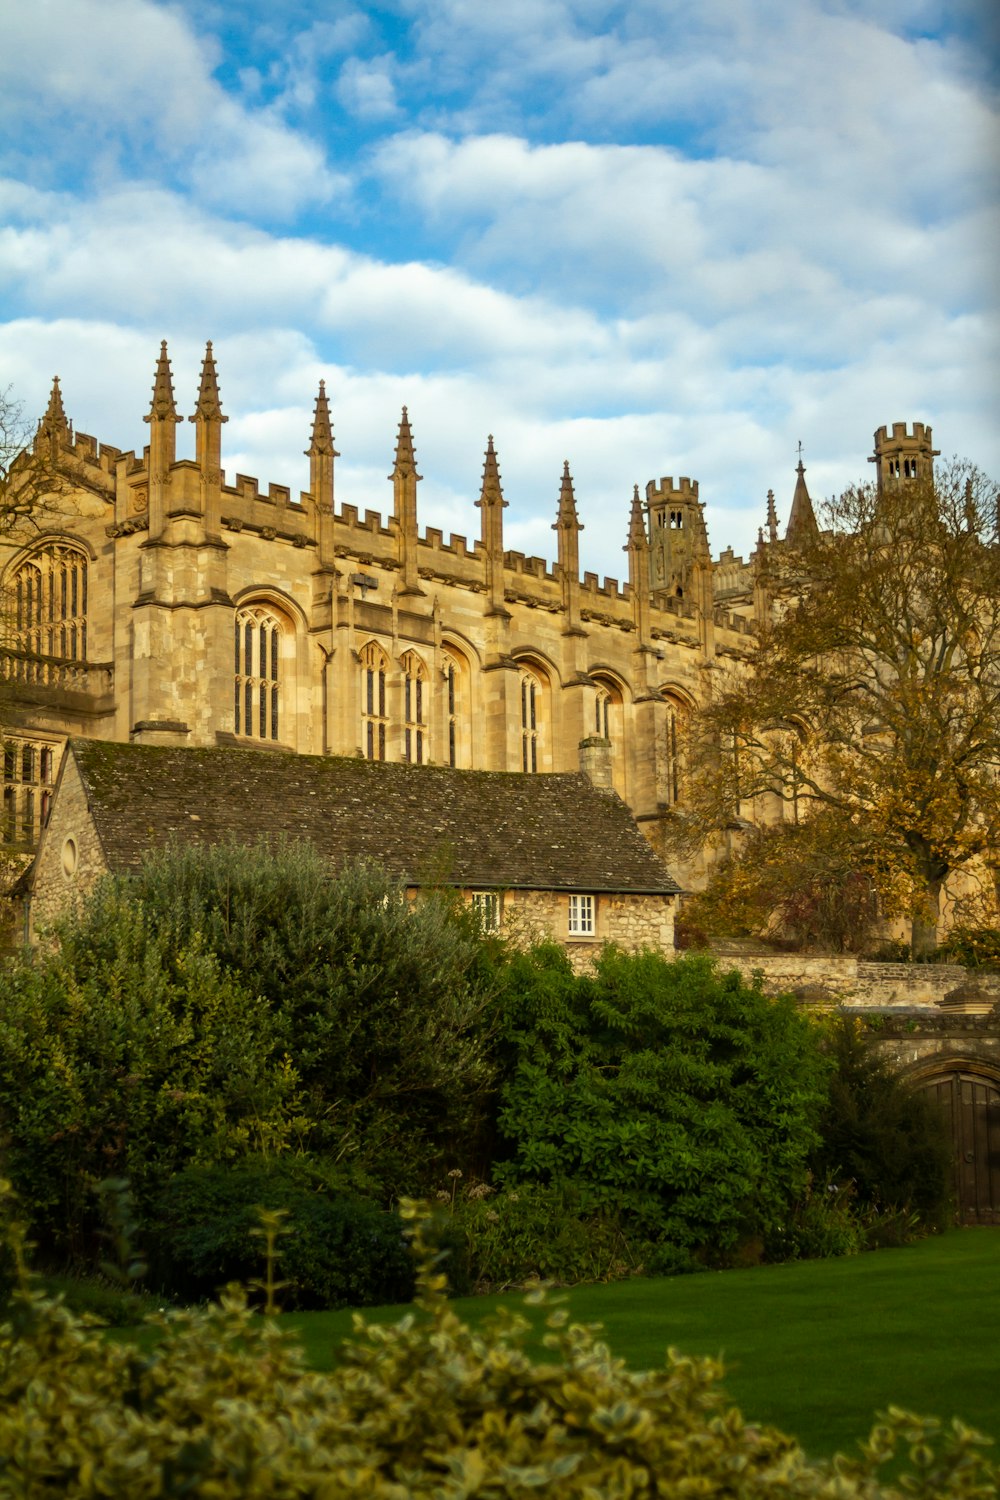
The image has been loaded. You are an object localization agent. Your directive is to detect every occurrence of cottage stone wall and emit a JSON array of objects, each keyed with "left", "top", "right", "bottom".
[
  {"left": 28, "top": 756, "right": 109, "bottom": 936},
  {"left": 494, "top": 888, "right": 675, "bottom": 972}
]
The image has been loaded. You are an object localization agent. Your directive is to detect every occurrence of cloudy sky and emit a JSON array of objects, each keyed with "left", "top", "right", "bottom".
[{"left": 1, "top": 0, "right": 996, "bottom": 575}]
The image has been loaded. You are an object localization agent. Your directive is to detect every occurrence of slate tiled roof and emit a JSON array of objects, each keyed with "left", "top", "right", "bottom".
[{"left": 68, "top": 739, "right": 681, "bottom": 895}]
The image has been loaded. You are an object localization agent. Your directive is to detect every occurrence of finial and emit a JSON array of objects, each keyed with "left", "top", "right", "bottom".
[
  {"left": 477, "top": 434, "right": 507, "bottom": 508},
  {"left": 391, "top": 405, "right": 420, "bottom": 476},
  {"left": 766, "top": 488, "right": 778, "bottom": 544},
  {"left": 306, "top": 378, "right": 338, "bottom": 458},
  {"left": 145, "top": 340, "right": 181, "bottom": 425},
  {"left": 553, "top": 460, "right": 582, "bottom": 532},
  {"left": 626, "top": 483, "right": 647, "bottom": 551},
  {"left": 40, "top": 375, "right": 70, "bottom": 439},
  {"left": 191, "top": 340, "right": 227, "bottom": 424}
]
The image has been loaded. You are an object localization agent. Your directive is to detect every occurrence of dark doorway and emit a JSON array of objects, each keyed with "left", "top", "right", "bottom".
[{"left": 920, "top": 1071, "right": 1000, "bottom": 1226}]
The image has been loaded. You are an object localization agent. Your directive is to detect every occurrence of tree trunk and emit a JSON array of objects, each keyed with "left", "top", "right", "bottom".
[{"left": 910, "top": 879, "right": 943, "bottom": 959}]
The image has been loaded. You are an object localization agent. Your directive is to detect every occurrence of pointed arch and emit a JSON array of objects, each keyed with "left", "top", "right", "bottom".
[
  {"left": 401, "top": 649, "right": 428, "bottom": 764},
  {"left": 590, "top": 669, "right": 629, "bottom": 797},
  {"left": 8, "top": 540, "right": 89, "bottom": 678},
  {"left": 441, "top": 641, "right": 473, "bottom": 768},
  {"left": 513, "top": 654, "right": 554, "bottom": 774},
  {"left": 234, "top": 601, "right": 292, "bottom": 743},
  {"left": 659, "top": 684, "right": 696, "bottom": 806},
  {"left": 360, "top": 640, "right": 390, "bottom": 761}
]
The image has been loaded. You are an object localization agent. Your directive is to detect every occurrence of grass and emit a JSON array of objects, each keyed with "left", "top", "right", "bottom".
[{"left": 277, "top": 1230, "right": 1000, "bottom": 1463}]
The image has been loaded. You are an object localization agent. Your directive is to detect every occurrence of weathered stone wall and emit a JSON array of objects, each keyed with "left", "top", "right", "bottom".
[
  {"left": 494, "top": 888, "right": 675, "bottom": 973},
  {"left": 28, "top": 755, "right": 109, "bottom": 937},
  {"left": 709, "top": 950, "right": 1000, "bottom": 1008}
]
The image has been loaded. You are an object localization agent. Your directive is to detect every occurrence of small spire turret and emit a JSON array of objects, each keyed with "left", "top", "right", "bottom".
[
  {"left": 391, "top": 406, "right": 420, "bottom": 479},
  {"left": 766, "top": 488, "right": 778, "bottom": 544},
  {"left": 625, "top": 485, "right": 651, "bottom": 643},
  {"left": 476, "top": 435, "right": 508, "bottom": 614},
  {"left": 306, "top": 379, "right": 338, "bottom": 512},
  {"left": 390, "top": 406, "right": 422, "bottom": 594},
  {"left": 146, "top": 342, "right": 180, "bottom": 425},
  {"left": 785, "top": 454, "right": 818, "bottom": 547},
  {"left": 39, "top": 376, "right": 70, "bottom": 445},
  {"left": 553, "top": 460, "right": 582, "bottom": 535},
  {"left": 191, "top": 340, "right": 227, "bottom": 425}
]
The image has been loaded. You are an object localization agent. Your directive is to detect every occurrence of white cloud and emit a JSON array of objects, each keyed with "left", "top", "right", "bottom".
[{"left": 0, "top": 0, "right": 340, "bottom": 218}]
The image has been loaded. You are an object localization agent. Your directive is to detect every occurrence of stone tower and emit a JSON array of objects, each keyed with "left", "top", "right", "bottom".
[
  {"left": 870, "top": 422, "right": 939, "bottom": 496},
  {"left": 644, "top": 475, "right": 709, "bottom": 600}
]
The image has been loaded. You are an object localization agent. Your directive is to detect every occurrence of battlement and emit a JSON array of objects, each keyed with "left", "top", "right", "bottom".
[
  {"left": 56, "top": 428, "right": 122, "bottom": 480},
  {"left": 645, "top": 476, "right": 699, "bottom": 505},
  {"left": 873, "top": 421, "right": 934, "bottom": 448},
  {"left": 581, "top": 571, "right": 627, "bottom": 601}
]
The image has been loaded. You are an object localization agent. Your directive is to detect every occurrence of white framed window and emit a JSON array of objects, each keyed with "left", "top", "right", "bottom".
[
  {"left": 470, "top": 891, "right": 501, "bottom": 932},
  {"left": 568, "top": 893, "right": 595, "bottom": 936}
]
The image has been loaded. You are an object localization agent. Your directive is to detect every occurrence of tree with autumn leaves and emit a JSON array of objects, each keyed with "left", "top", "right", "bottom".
[{"left": 671, "top": 458, "right": 1000, "bottom": 957}]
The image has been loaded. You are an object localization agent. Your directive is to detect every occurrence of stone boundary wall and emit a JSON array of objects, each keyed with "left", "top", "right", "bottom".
[{"left": 709, "top": 951, "right": 1000, "bottom": 1008}]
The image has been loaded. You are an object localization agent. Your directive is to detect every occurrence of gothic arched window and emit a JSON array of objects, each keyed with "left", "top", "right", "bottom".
[
  {"left": 360, "top": 641, "right": 389, "bottom": 761},
  {"left": 661, "top": 692, "right": 690, "bottom": 805},
  {"left": 519, "top": 666, "right": 547, "bottom": 773},
  {"left": 442, "top": 645, "right": 470, "bottom": 768},
  {"left": 235, "top": 604, "right": 284, "bottom": 742},
  {"left": 592, "top": 675, "right": 627, "bottom": 795},
  {"left": 401, "top": 650, "right": 427, "bottom": 764},
  {"left": 13, "top": 543, "right": 88, "bottom": 667}
]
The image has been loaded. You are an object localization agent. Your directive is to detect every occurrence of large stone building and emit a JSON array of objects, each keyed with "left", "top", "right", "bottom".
[{"left": 1, "top": 340, "right": 941, "bottom": 883}]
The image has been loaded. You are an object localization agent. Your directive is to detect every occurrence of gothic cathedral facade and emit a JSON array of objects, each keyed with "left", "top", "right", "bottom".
[{"left": 0, "top": 342, "right": 939, "bottom": 889}]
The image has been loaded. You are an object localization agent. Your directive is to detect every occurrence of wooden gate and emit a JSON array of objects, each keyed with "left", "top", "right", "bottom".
[{"left": 920, "top": 1071, "right": 1000, "bottom": 1226}]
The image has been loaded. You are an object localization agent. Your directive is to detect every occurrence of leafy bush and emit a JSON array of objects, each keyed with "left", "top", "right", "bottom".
[
  {"left": 56, "top": 843, "right": 500, "bottom": 1197},
  {"left": 810, "top": 1018, "right": 953, "bottom": 1237},
  {"left": 0, "top": 846, "right": 502, "bottom": 1268},
  {"left": 493, "top": 945, "right": 829, "bottom": 1263},
  {"left": 152, "top": 1158, "right": 413, "bottom": 1309},
  {"left": 0, "top": 924, "right": 300, "bottom": 1263},
  {"left": 934, "top": 924, "right": 1000, "bottom": 972},
  {"left": 765, "top": 1178, "right": 866, "bottom": 1263},
  {"left": 448, "top": 1180, "right": 682, "bottom": 1291},
  {"left": 0, "top": 1192, "right": 994, "bottom": 1498}
]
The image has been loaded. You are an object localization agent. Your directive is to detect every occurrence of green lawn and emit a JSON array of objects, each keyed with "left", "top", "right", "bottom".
[{"left": 279, "top": 1230, "right": 1000, "bottom": 1463}]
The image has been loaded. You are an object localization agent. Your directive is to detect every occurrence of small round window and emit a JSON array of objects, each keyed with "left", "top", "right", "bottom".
[{"left": 61, "top": 837, "right": 78, "bottom": 878}]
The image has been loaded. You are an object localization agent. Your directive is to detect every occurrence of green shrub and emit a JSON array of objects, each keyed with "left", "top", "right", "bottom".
[
  {"left": 0, "top": 1192, "right": 994, "bottom": 1498},
  {"left": 811, "top": 1018, "right": 953, "bottom": 1236},
  {"left": 765, "top": 1178, "right": 866, "bottom": 1263},
  {"left": 152, "top": 1158, "right": 414, "bottom": 1309},
  {"left": 494, "top": 945, "right": 829, "bottom": 1262},
  {"left": 448, "top": 1181, "right": 675, "bottom": 1291}
]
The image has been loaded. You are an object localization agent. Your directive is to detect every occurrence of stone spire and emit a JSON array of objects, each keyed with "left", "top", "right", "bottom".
[
  {"left": 766, "top": 488, "right": 779, "bottom": 544},
  {"left": 38, "top": 375, "right": 70, "bottom": 447},
  {"left": 785, "top": 454, "right": 818, "bottom": 547},
  {"left": 143, "top": 341, "right": 182, "bottom": 536},
  {"left": 306, "top": 379, "right": 338, "bottom": 513},
  {"left": 625, "top": 484, "right": 651, "bottom": 643},
  {"left": 191, "top": 340, "right": 226, "bottom": 425},
  {"left": 476, "top": 435, "right": 509, "bottom": 615},
  {"left": 552, "top": 461, "right": 584, "bottom": 633},
  {"left": 390, "top": 406, "right": 422, "bottom": 594},
  {"left": 190, "top": 341, "right": 228, "bottom": 534}
]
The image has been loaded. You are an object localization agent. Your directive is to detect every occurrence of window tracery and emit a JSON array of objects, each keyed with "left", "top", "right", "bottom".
[
  {"left": 234, "top": 604, "right": 283, "bottom": 742},
  {"left": 401, "top": 650, "right": 427, "bottom": 764},
  {"left": 11, "top": 543, "right": 88, "bottom": 670},
  {"left": 360, "top": 641, "right": 389, "bottom": 761}
]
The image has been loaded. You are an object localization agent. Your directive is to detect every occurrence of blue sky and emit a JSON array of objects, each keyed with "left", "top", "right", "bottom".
[{"left": 1, "top": 0, "right": 996, "bottom": 574}]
